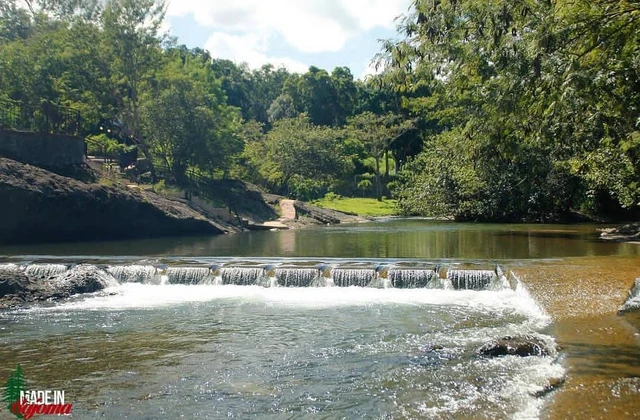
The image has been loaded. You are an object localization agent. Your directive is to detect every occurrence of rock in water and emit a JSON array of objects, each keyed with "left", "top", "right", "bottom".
[
  {"left": 0, "top": 268, "right": 32, "bottom": 298},
  {"left": 0, "top": 264, "right": 118, "bottom": 309},
  {"left": 45, "top": 264, "right": 118, "bottom": 299},
  {"left": 478, "top": 335, "right": 554, "bottom": 357},
  {"left": 619, "top": 278, "right": 640, "bottom": 313}
]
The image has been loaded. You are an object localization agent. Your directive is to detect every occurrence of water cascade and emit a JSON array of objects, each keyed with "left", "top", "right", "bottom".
[
  {"left": 220, "top": 267, "right": 265, "bottom": 286},
  {"left": 0, "top": 262, "right": 514, "bottom": 291},
  {"left": 24, "top": 264, "right": 68, "bottom": 279},
  {"left": 274, "top": 268, "right": 319, "bottom": 287},
  {"left": 107, "top": 265, "right": 158, "bottom": 284},
  {"left": 330, "top": 268, "right": 377, "bottom": 287},
  {"left": 166, "top": 267, "right": 213, "bottom": 285},
  {"left": 388, "top": 269, "right": 437, "bottom": 288},
  {"left": 447, "top": 269, "right": 497, "bottom": 290}
]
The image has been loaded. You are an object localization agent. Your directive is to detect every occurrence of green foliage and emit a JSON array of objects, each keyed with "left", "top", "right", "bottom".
[
  {"left": 86, "top": 133, "right": 133, "bottom": 156},
  {"left": 243, "top": 115, "right": 354, "bottom": 200},
  {"left": 348, "top": 112, "right": 413, "bottom": 200},
  {"left": 141, "top": 52, "right": 241, "bottom": 183},
  {"left": 388, "top": 0, "right": 640, "bottom": 221},
  {"left": 323, "top": 191, "right": 342, "bottom": 201}
]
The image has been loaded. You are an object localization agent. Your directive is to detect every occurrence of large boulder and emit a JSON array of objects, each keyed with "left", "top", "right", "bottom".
[
  {"left": 293, "top": 200, "right": 367, "bottom": 225},
  {"left": 0, "top": 264, "right": 117, "bottom": 309},
  {"left": 478, "top": 335, "right": 555, "bottom": 357},
  {"left": 619, "top": 278, "right": 640, "bottom": 313},
  {"left": 600, "top": 222, "right": 640, "bottom": 242},
  {"left": 43, "top": 264, "right": 118, "bottom": 300},
  {"left": 0, "top": 266, "right": 36, "bottom": 307}
]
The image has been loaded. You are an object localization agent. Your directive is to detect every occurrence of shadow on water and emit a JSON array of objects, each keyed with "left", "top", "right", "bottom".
[{"left": 561, "top": 341, "right": 640, "bottom": 377}]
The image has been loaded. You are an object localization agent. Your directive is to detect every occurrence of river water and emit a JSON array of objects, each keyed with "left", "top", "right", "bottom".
[{"left": 0, "top": 220, "right": 638, "bottom": 419}]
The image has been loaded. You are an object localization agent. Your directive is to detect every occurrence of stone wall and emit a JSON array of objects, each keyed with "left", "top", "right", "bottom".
[{"left": 0, "top": 129, "right": 84, "bottom": 167}]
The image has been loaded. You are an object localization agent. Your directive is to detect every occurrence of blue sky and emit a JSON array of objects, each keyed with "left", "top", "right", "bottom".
[{"left": 164, "top": 0, "right": 412, "bottom": 79}]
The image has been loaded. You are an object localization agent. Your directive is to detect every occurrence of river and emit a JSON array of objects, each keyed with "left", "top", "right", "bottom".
[{"left": 0, "top": 220, "right": 638, "bottom": 419}]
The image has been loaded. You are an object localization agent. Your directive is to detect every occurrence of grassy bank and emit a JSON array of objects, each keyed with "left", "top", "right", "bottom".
[{"left": 313, "top": 197, "right": 398, "bottom": 217}]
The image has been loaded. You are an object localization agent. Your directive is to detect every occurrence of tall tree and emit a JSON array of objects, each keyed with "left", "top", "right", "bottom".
[
  {"left": 101, "top": 0, "right": 166, "bottom": 177},
  {"left": 142, "top": 53, "right": 241, "bottom": 183},
  {"left": 348, "top": 112, "right": 413, "bottom": 201},
  {"left": 244, "top": 115, "right": 353, "bottom": 199}
]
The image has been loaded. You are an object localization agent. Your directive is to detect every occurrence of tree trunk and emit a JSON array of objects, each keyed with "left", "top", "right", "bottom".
[
  {"left": 375, "top": 156, "right": 382, "bottom": 201},
  {"left": 385, "top": 150, "right": 390, "bottom": 178}
]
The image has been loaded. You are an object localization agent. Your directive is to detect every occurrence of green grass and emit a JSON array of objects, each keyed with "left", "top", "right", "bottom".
[{"left": 313, "top": 197, "right": 398, "bottom": 217}]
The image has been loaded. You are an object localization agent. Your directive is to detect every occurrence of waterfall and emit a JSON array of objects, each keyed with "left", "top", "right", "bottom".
[
  {"left": 25, "top": 264, "right": 68, "bottom": 279},
  {"left": 388, "top": 269, "right": 436, "bottom": 288},
  {"left": 107, "top": 265, "right": 158, "bottom": 284},
  {"left": 166, "top": 267, "right": 212, "bottom": 285},
  {"left": 220, "top": 267, "right": 265, "bottom": 286},
  {"left": 274, "top": 268, "right": 319, "bottom": 287},
  {"left": 446, "top": 270, "right": 496, "bottom": 290},
  {"left": 0, "top": 260, "right": 518, "bottom": 291},
  {"left": 330, "top": 268, "right": 377, "bottom": 287}
]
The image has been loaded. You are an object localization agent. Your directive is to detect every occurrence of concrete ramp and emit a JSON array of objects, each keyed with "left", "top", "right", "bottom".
[{"left": 279, "top": 199, "right": 297, "bottom": 220}]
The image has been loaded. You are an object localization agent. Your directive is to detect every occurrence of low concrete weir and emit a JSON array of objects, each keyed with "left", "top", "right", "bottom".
[{"left": 1, "top": 261, "right": 512, "bottom": 290}]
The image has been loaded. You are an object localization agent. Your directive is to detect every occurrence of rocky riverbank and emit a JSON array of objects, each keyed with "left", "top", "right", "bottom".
[
  {"left": 0, "top": 157, "right": 369, "bottom": 245},
  {"left": 599, "top": 222, "right": 640, "bottom": 242},
  {"left": 0, "top": 157, "right": 236, "bottom": 244}
]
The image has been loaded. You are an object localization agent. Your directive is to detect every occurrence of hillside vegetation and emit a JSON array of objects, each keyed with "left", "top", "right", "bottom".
[{"left": 1, "top": 0, "right": 638, "bottom": 222}]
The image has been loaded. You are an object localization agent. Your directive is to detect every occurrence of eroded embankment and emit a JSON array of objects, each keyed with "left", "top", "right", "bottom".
[
  {"left": 0, "top": 157, "right": 233, "bottom": 244},
  {"left": 515, "top": 256, "right": 640, "bottom": 419}
]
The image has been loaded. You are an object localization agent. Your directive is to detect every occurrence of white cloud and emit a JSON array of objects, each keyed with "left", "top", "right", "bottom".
[
  {"left": 166, "top": 0, "right": 411, "bottom": 71},
  {"left": 204, "top": 32, "right": 309, "bottom": 73}
]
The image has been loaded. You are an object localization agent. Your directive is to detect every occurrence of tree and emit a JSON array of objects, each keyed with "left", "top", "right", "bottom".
[
  {"left": 348, "top": 112, "right": 413, "bottom": 201},
  {"left": 330, "top": 66, "right": 357, "bottom": 125},
  {"left": 0, "top": 1, "right": 32, "bottom": 42},
  {"left": 384, "top": 0, "right": 640, "bottom": 220},
  {"left": 267, "top": 94, "right": 297, "bottom": 123},
  {"left": 141, "top": 54, "right": 241, "bottom": 183},
  {"left": 101, "top": 0, "right": 166, "bottom": 179},
  {"left": 245, "top": 115, "right": 353, "bottom": 199}
]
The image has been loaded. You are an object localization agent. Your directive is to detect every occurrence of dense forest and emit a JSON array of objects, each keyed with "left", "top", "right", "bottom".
[{"left": 1, "top": 0, "right": 638, "bottom": 222}]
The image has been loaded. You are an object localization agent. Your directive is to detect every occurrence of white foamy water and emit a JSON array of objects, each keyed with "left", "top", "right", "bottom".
[
  {"left": 3, "top": 259, "right": 562, "bottom": 419},
  {"left": 38, "top": 283, "right": 549, "bottom": 324}
]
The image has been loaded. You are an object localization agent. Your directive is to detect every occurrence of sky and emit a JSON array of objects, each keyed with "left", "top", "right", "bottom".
[{"left": 164, "top": 0, "right": 413, "bottom": 79}]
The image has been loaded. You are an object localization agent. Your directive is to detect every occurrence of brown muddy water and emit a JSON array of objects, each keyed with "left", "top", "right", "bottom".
[{"left": 0, "top": 219, "right": 638, "bottom": 419}]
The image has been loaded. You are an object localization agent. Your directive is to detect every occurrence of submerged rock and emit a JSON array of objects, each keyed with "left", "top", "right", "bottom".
[
  {"left": 619, "top": 278, "right": 640, "bottom": 313},
  {"left": 478, "top": 335, "right": 554, "bottom": 357},
  {"left": 533, "top": 377, "right": 566, "bottom": 397}
]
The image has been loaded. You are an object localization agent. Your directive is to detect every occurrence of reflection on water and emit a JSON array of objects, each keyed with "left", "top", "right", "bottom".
[{"left": 0, "top": 220, "right": 637, "bottom": 260}]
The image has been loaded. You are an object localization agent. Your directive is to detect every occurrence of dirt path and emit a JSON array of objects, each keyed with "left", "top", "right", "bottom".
[{"left": 279, "top": 199, "right": 296, "bottom": 220}]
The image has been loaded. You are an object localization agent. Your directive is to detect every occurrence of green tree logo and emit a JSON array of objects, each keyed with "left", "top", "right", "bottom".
[{"left": 2, "top": 365, "right": 26, "bottom": 419}]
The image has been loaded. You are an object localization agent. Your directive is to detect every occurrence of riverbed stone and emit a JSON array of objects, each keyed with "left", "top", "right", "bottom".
[{"left": 478, "top": 335, "right": 554, "bottom": 357}]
